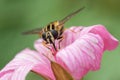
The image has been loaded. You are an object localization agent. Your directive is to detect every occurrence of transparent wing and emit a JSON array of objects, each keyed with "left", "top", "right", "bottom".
[
  {"left": 22, "top": 28, "right": 43, "bottom": 35},
  {"left": 59, "top": 7, "right": 85, "bottom": 24}
]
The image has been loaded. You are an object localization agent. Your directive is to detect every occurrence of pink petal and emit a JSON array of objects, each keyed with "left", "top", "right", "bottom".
[
  {"left": 55, "top": 25, "right": 118, "bottom": 79},
  {"left": 56, "top": 33, "right": 104, "bottom": 79},
  {"left": 0, "top": 70, "right": 14, "bottom": 79},
  {"left": 60, "top": 25, "right": 119, "bottom": 51},
  {"left": 0, "top": 48, "right": 55, "bottom": 80},
  {"left": 71, "top": 25, "right": 119, "bottom": 50},
  {"left": 34, "top": 39, "right": 52, "bottom": 54},
  {"left": 88, "top": 25, "right": 119, "bottom": 50},
  {"left": 34, "top": 39, "right": 55, "bottom": 60},
  {"left": 0, "top": 71, "right": 13, "bottom": 80}
]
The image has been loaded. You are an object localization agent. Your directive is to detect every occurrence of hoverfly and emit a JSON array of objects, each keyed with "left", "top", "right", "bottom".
[{"left": 23, "top": 7, "right": 85, "bottom": 51}]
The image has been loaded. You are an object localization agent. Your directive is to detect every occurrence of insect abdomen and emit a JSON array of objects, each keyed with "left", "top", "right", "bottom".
[{"left": 43, "top": 24, "right": 54, "bottom": 32}]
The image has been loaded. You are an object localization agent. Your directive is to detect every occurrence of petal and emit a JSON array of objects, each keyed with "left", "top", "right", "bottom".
[
  {"left": 55, "top": 27, "right": 84, "bottom": 49},
  {"left": 0, "top": 71, "right": 13, "bottom": 80},
  {"left": 34, "top": 39, "right": 55, "bottom": 60},
  {"left": 0, "top": 70, "right": 14, "bottom": 79},
  {"left": 58, "top": 29, "right": 75, "bottom": 48},
  {"left": 0, "top": 48, "right": 55, "bottom": 80},
  {"left": 34, "top": 39, "right": 51, "bottom": 54},
  {"left": 56, "top": 33, "right": 104, "bottom": 79},
  {"left": 62, "top": 25, "right": 119, "bottom": 51},
  {"left": 88, "top": 25, "right": 119, "bottom": 50}
]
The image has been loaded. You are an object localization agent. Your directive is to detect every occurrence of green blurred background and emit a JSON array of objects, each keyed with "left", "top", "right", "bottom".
[{"left": 0, "top": 0, "right": 120, "bottom": 80}]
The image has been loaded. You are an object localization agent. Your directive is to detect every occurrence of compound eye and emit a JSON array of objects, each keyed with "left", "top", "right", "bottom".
[
  {"left": 50, "top": 30, "right": 58, "bottom": 39},
  {"left": 42, "top": 32, "right": 47, "bottom": 41}
]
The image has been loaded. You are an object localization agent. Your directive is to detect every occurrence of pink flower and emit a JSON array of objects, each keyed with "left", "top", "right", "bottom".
[{"left": 0, "top": 25, "right": 119, "bottom": 80}]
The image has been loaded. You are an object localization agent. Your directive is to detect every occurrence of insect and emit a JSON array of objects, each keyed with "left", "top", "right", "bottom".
[{"left": 23, "top": 7, "right": 85, "bottom": 51}]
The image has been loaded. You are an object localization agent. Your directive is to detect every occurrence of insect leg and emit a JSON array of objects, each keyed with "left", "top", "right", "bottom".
[
  {"left": 57, "top": 36, "right": 64, "bottom": 49},
  {"left": 42, "top": 41, "right": 51, "bottom": 50},
  {"left": 42, "top": 41, "right": 57, "bottom": 52},
  {"left": 52, "top": 42, "right": 57, "bottom": 51}
]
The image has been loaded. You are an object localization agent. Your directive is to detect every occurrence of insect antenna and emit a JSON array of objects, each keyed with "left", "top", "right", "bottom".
[{"left": 59, "top": 7, "right": 85, "bottom": 25}]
